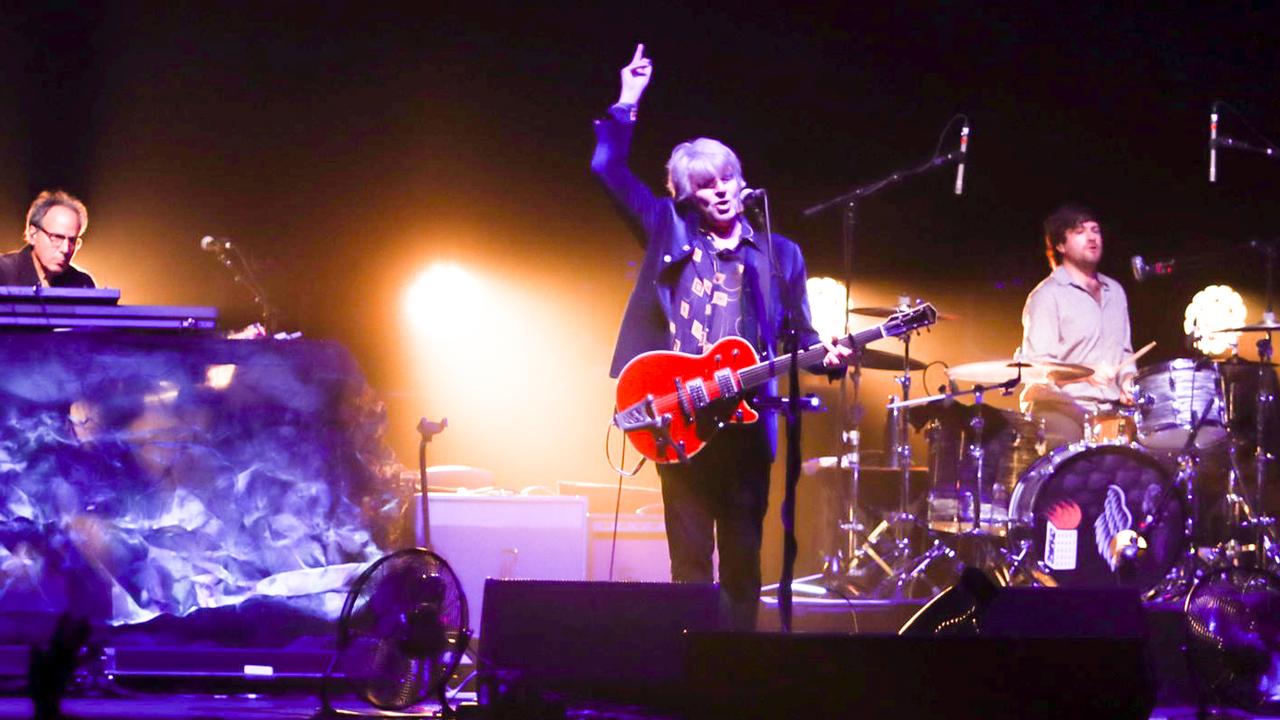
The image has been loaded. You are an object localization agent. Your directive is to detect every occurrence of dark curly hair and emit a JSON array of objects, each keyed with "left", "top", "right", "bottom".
[{"left": 1042, "top": 204, "right": 1097, "bottom": 270}]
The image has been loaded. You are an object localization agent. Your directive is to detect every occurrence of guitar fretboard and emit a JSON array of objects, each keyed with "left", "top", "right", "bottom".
[{"left": 738, "top": 324, "right": 888, "bottom": 389}]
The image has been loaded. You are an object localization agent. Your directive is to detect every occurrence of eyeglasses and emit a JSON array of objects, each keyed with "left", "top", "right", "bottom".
[{"left": 31, "top": 224, "right": 83, "bottom": 251}]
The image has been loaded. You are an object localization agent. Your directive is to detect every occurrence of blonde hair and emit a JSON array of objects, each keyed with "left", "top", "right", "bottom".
[{"left": 665, "top": 138, "right": 744, "bottom": 202}]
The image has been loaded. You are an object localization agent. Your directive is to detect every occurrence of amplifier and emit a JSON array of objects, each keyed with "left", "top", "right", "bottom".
[
  {"left": 587, "top": 513, "right": 670, "bottom": 582},
  {"left": 412, "top": 493, "right": 589, "bottom": 635}
]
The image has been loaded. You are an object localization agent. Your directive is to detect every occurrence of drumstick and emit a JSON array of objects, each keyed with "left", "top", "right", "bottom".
[{"left": 1124, "top": 341, "right": 1157, "bottom": 366}]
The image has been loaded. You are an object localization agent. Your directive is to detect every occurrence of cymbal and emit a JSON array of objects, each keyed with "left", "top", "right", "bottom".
[
  {"left": 947, "top": 359, "right": 1093, "bottom": 386},
  {"left": 856, "top": 347, "right": 927, "bottom": 372},
  {"left": 851, "top": 305, "right": 959, "bottom": 321},
  {"left": 1221, "top": 320, "right": 1280, "bottom": 333}
]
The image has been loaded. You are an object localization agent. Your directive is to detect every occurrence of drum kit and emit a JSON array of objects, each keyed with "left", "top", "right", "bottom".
[{"left": 813, "top": 304, "right": 1280, "bottom": 601}]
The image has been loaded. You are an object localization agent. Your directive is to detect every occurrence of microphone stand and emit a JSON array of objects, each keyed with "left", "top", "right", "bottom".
[
  {"left": 801, "top": 143, "right": 965, "bottom": 599},
  {"left": 751, "top": 191, "right": 805, "bottom": 633},
  {"left": 211, "top": 240, "right": 280, "bottom": 334},
  {"left": 751, "top": 194, "right": 833, "bottom": 631}
]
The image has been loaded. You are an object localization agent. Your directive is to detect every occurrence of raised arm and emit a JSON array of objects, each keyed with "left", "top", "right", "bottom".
[{"left": 590, "top": 44, "right": 671, "bottom": 244}]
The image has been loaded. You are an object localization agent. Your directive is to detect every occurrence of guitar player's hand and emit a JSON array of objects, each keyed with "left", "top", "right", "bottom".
[
  {"left": 821, "top": 338, "right": 854, "bottom": 369},
  {"left": 618, "top": 43, "right": 652, "bottom": 106}
]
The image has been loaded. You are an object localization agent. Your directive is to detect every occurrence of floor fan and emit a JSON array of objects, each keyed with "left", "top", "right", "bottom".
[{"left": 317, "top": 417, "right": 471, "bottom": 718}]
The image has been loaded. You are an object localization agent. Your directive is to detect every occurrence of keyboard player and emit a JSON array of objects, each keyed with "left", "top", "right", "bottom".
[{"left": 0, "top": 190, "right": 96, "bottom": 288}]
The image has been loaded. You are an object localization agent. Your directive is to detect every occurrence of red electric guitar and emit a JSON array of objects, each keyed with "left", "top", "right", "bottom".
[{"left": 613, "top": 303, "right": 937, "bottom": 463}]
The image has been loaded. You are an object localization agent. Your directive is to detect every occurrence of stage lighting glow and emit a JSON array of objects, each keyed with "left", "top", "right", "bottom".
[
  {"left": 806, "top": 276, "right": 849, "bottom": 339},
  {"left": 404, "top": 262, "right": 486, "bottom": 335},
  {"left": 205, "top": 364, "right": 237, "bottom": 390},
  {"left": 1184, "top": 285, "right": 1246, "bottom": 357}
]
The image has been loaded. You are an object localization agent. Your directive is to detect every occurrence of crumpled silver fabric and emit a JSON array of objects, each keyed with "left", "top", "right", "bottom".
[{"left": 0, "top": 332, "right": 402, "bottom": 626}]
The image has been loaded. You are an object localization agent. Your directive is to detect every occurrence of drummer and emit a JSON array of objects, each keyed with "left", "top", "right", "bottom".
[{"left": 1018, "top": 204, "right": 1136, "bottom": 449}]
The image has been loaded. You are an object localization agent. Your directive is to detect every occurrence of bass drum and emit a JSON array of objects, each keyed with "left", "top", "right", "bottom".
[{"left": 1008, "top": 443, "right": 1186, "bottom": 593}]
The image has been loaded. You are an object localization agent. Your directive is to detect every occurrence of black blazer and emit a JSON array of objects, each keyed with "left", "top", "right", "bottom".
[{"left": 0, "top": 246, "right": 95, "bottom": 288}]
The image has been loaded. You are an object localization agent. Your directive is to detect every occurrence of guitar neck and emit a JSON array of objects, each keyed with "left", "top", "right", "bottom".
[{"left": 737, "top": 324, "right": 890, "bottom": 391}]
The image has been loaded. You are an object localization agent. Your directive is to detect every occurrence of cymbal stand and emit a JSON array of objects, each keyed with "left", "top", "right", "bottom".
[
  {"left": 799, "top": 119, "right": 970, "bottom": 596},
  {"left": 881, "top": 373, "right": 1022, "bottom": 597},
  {"left": 819, "top": 359, "right": 869, "bottom": 592},
  {"left": 1151, "top": 388, "right": 1253, "bottom": 602},
  {"left": 892, "top": 315, "right": 917, "bottom": 557},
  {"left": 1256, "top": 245, "right": 1280, "bottom": 569},
  {"left": 820, "top": 199, "right": 872, "bottom": 594}
]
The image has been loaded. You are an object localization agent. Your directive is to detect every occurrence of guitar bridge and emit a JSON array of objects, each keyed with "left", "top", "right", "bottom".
[{"left": 613, "top": 395, "right": 669, "bottom": 433}]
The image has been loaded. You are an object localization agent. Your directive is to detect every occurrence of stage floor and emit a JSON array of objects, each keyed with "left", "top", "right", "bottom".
[
  {"left": 0, "top": 695, "right": 1277, "bottom": 720},
  {"left": 3, "top": 597, "right": 1277, "bottom": 719}
]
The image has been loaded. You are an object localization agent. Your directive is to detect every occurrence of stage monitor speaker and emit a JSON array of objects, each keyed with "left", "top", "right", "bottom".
[
  {"left": 477, "top": 579, "right": 719, "bottom": 711},
  {"left": 686, "top": 631, "right": 1154, "bottom": 720},
  {"left": 982, "top": 586, "right": 1146, "bottom": 638}
]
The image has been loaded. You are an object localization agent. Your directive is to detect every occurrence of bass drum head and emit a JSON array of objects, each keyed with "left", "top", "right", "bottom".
[{"left": 1009, "top": 443, "right": 1186, "bottom": 593}]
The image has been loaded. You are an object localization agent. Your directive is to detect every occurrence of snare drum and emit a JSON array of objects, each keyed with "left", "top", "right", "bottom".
[
  {"left": 1134, "top": 359, "right": 1227, "bottom": 450},
  {"left": 1008, "top": 443, "right": 1186, "bottom": 594},
  {"left": 1084, "top": 406, "right": 1136, "bottom": 445}
]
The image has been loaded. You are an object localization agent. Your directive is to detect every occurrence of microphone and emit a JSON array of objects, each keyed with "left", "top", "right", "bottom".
[
  {"left": 200, "top": 235, "right": 230, "bottom": 253},
  {"left": 1130, "top": 255, "right": 1176, "bottom": 282},
  {"left": 740, "top": 187, "right": 767, "bottom": 207},
  {"left": 1209, "top": 103, "right": 1219, "bottom": 183},
  {"left": 954, "top": 123, "right": 969, "bottom": 195}
]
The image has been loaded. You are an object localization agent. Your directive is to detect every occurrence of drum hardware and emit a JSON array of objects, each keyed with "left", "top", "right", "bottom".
[
  {"left": 880, "top": 374, "right": 1025, "bottom": 598},
  {"left": 881, "top": 314, "right": 926, "bottom": 577},
  {"left": 1004, "top": 537, "right": 1057, "bottom": 588},
  {"left": 1231, "top": 241, "right": 1280, "bottom": 574},
  {"left": 809, "top": 326, "right": 934, "bottom": 596},
  {"left": 807, "top": 298, "right": 946, "bottom": 597}
]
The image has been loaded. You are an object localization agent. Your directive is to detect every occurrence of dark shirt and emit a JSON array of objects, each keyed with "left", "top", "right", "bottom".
[
  {"left": 590, "top": 105, "right": 820, "bottom": 379},
  {"left": 671, "top": 234, "right": 752, "bottom": 354},
  {"left": 0, "top": 246, "right": 96, "bottom": 288}
]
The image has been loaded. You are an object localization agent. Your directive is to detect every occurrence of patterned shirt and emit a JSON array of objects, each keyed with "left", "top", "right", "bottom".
[{"left": 670, "top": 231, "right": 755, "bottom": 354}]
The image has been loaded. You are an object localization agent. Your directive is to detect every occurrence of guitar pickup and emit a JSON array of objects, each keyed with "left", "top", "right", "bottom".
[
  {"left": 613, "top": 395, "right": 669, "bottom": 432},
  {"left": 713, "top": 368, "right": 739, "bottom": 398}
]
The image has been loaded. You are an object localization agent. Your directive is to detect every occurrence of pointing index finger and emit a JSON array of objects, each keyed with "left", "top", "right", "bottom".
[{"left": 632, "top": 43, "right": 645, "bottom": 63}]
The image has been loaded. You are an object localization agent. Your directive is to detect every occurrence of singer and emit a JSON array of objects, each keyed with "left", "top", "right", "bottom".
[
  {"left": 0, "top": 190, "right": 96, "bottom": 288},
  {"left": 591, "top": 44, "right": 849, "bottom": 631},
  {"left": 1018, "top": 204, "right": 1136, "bottom": 449}
]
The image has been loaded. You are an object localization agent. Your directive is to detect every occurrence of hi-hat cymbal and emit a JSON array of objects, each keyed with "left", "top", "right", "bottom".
[
  {"left": 856, "top": 347, "right": 927, "bottom": 372},
  {"left": 947, "top": 359, "right": 1093, "bottom": 386},
  {"left": 1221, "top": 320, "right": 1280, "bottom": 333},
  {"left": 851, "top": 306, "right": 959, "bottom": 321}
]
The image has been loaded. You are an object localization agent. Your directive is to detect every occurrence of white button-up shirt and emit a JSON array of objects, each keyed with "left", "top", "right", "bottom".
[{"left": 1018, "top": 264, "right": 1135, "bottom": 412}]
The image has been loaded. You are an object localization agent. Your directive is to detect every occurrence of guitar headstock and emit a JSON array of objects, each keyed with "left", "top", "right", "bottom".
[{"left": 884, "top": 303, "right": 938, "bottom": 337}]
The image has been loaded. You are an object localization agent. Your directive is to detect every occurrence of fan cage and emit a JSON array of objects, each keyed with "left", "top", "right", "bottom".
[{"left": 331, "top": 547, "right": 471, "bottom": 711}]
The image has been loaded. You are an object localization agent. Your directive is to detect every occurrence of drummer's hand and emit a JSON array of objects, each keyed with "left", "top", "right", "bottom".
[
  {"left": 1118, "top": 373, "right": 1136, "bottom": 405},
  {"left": 1086, "top": 363, "right": 1118, "bottom": 390},
  {"left": 822, "top": 337, "right": 854, "bottom": 368}
]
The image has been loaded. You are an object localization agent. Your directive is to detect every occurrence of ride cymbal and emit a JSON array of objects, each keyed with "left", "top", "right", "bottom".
[
  {"left": 1221, "top": 320, "right": 1280, "bottom": 333},
  {"left": 947, "top": 359, "right": 1093, "bottom": 386}
]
